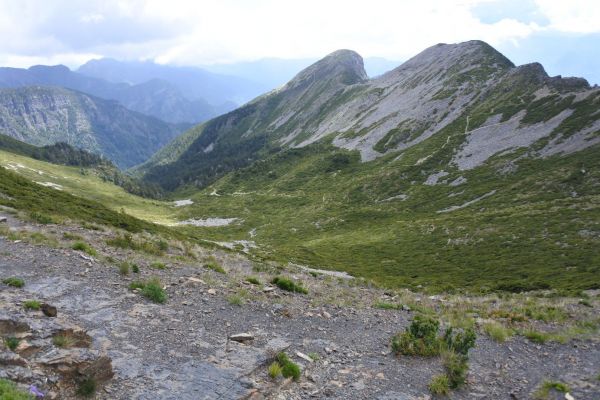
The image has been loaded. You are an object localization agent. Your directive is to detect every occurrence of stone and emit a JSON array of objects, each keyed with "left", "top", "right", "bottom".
[
  {"left": 207, "top": 289, "right": 217, "bottom": 295},
  {"left": 0, "top": 216, "right": 7, "bottom": 223},
  {"left": 296, "top": 351, "right": 313, "bottom": 363},
  {"left": 229, "top": 333, "right": 254, "bottom": 343},
  {"left": 263, "top": 286, "right": 275, "bottom": 292},
  {"left": 41, "top": 303, "right": 57, "bottom": 317},
  {"left": 565, "top": 394, "right": 575, "bottom": 400},
  {"left": 77, "top": 356, "right": 114, "bottom": 383},
  {"left": 322, "top": 311, "right": 332, "bottom": 319}
]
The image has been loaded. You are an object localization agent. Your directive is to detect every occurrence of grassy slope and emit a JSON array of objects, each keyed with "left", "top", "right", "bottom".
[
  {"left": 0, "top": 150, "right": 175, "bottom": 225},
  {"left": 172, "top": 132, "right": 600, "bottom": 293}
]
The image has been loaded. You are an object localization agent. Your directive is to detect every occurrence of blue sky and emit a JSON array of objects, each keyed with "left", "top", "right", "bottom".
[{"left": 0, "top": 0, "right": 598, "bottom": 84}]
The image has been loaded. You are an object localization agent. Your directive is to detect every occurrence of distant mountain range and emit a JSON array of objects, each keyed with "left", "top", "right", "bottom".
[
  {"left": 0, "top": 64, "right": 236, "bottom": 124},
  {"left": 0, "top": 86, "right": 181, "bottom": 168}
]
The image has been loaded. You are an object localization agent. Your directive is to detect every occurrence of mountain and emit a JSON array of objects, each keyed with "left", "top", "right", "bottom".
[
  {"left": 0, "top": 86, "right": 182, "bottom": 168},
  {"left": 77, "top": 58, "right": 267, "bottom": 105},
  {"left": 0, "top": 65, "right": 227, "bottom": 123},
  {"left": 140, "top": 41, "right": 598, "bottom": 189},
  {"left": 134, "top": 40, "right": 600, "bottom": 292}
]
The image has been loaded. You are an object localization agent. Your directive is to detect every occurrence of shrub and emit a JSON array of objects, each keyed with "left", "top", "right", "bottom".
[
  {"left": 141, "top": 278, "right": 167, "bottom": 304},
  {"left": 132, "top": 263, "right": 140, "bottom": 273},
  {"left": 276, "top": 352, "right": 301, "bottom": 381},
  {"left": 52, "top": 334, "right": 75, "bottom": 348},
  {"left": 2, "top": 277, "right": 24, "bottom": 288},
  {"left": 205, "top": 257, "right": 226, "bottom": 274},
  {"left": 0, "top": 378, "right": 33, "bottom": 399},
  {"left": 442, "top": 350, "right": 469, "bottom": 388},
  {"left": 268, "top": 361, "right": 282, "bottom": 379},
  {"left": 72, "top": 241, "right": 97, "bottom": 256},
  {"left": 227, "top": 294, "right": 244, "bottom": 306},
  {"left": 63, "top": 232, "right": 83, "bottom": 240},
  {"left": 4, "top": 337, "right": 20, "bottom": 351},
  {"left": 128, "top": 281, "right": 145, "bottom": 290},
  {"left": 391, "top": 315, "right": 441, "bottom": 356},
  {"left": 76, "top": 377, "right": 97, "bottom": 397},
  {"left": 118, "top": 262, "right": 130, "bottom": 275},
  {"left": 106, "top": 233, "right": 136, "bottom": 249},
  {"left": 23, "top": 300, "right": 41, "bottom": 310},
  {"left": 443, "top": 327, "right": 476, "bottom": 356},
  {"left": 246, "top": 276, "right": 261, "bottom": 285},
  {"left": 524, "top": 330, "right": 549, "bottom": 344},
  {"left": 483, "top": 322, "right": 512, "bottom": 343},
  {"left": 271, "top": 277, "right": 308, "bottom": 294},
  {"left": 429, "top": 374, "right": 450, "bottom": 395},
  {"left": 150, "top": 261, "right": 166, "bottom": 270},
  {"left": 533, "top": 380, "right": 569, "bottom": 399},
  {"left": 29, "top": 211, "right": 53, "bottom": 224}
]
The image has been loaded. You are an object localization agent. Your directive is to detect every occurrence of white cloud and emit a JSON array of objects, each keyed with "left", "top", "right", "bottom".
[{"left": 0, "top": 0, "right": 597, "bottom": 67}]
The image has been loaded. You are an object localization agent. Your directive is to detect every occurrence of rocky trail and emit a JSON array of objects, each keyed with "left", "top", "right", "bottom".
[{"left": 0, "top": 213, "right": 599, "bottom": 399}]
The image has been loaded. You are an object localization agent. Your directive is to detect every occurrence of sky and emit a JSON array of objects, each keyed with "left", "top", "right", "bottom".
[{"left": 0, "top": 0, "right": 598, "bottom": 84}]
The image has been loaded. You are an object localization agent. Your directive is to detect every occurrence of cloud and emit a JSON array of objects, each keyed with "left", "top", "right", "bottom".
[{"left": 0, "top": 0, "right": 598, "bottom": 84}]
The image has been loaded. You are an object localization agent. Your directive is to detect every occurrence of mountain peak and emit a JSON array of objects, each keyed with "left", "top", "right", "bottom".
[{"left": 284, "top": 49, "right": 367, "bottom": 90}]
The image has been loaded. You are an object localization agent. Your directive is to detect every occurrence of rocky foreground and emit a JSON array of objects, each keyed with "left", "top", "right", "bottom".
[{"left": 0, "top": 212, "right": 599, "bottom": 399}]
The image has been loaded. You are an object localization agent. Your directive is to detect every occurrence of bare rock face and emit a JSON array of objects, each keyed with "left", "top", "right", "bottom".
[{"left": 0, "top": 291, "right": 113, "bottom": 398}]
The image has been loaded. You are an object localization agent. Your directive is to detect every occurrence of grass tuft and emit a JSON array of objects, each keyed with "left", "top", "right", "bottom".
[
  {"left": 271, "top": 277, "right": 308, "bottom": 294},
  {"left": 2, "top": 277, "right": 24, "bottom": 288},
  {"left": 23, "top": 300, "right": 41, "bottom": 310},
  {"left": 72, "top": 241, "right": 97, "bottom": 256}
]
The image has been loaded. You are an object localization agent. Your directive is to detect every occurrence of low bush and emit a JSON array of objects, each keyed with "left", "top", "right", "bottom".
[
  {"left": 118, "top": 262, "right": 130, "bottom": 275},
  {"left": 141, "top": 278, "right": 167, "bottom": 304},
  {"left": 4, "top": 336, "right": 20, "bottom": 351},
  {"left": 2, "top": 277, "right": 24, "bottom": 288},
  {"left": 428, "top": 374, "right": 450, "bottom": 395},
  {"left": 23, "top": 300, "right": 41, "bottom": 310},
  {"left": 483, "top": 321, "right": 513, "bottom": 343},
  {"left": 276, "top": 352, "right": 301, "bottom": 380},
  {"left": 76, "top": 377, "right": 97, "bottom": 397},
  {"left": 246, "top": 276, "right": 261, "bottom": 285},
  {"left": 271, "top": 277, "right": 308, "bottom": 294},
  {"left": 204, "top": 257, "right": 226, "bottom": 274},
  {"left": 391, "top": 315, "right": 441, "bottom": 356},
  {"left": 72, "top": 241, "right": 97, "bottom": 256},
  {"left": 533, "top": 380, "right": 569, "bottom": 399},
  {"left": 29, "top": 211, "right": 53, "bottom": 224}
]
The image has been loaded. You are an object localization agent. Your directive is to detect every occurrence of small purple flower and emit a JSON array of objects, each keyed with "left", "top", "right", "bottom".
[{"left": 29, "top": 385, "right": 45, "bottom": 398}]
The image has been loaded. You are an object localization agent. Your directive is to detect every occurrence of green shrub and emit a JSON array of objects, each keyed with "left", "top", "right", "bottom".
[
  {"left": 443, "top": 326, "right": 476, "bottom": 356},
  {"left": 150, "top": 261, "right": 166, "bottom": 270},
  {"left": 72, "top": 241, "right": 97, "bottom": 256},
  {"left": 0, "top": 378, "right": 33, "bottom": 399},
  {"left": 62, "top": 232, "right": 83, "bottom": 240},
  {"left": 131, "top": 263, "right": 140, "bottom": 273},
  {"left": 29, "top": 211, "right": 53, "bottom": 224},
  {"left": 128, "top": 281, "right": 145, "bottom": 290},
  {"left": 268, "top": 361, "right": 282, "bottom": 379},
  {"left": 106, "top": 233, "right": 136, "bottom": 249},
  {"left": 442, "top": 350, "right": 469, "bottom": 388},
  {"left": 246, "top": 276, "right": 261, "bottom": 285},
  {"left": 276, "top": 352, "right": 301, "bottom": 381},
  {"left": 428, "top": 374, "right": 450, "bottom": 395},
  {"left": 524, "top": 330, "right": 549, "bottom": 344},
  {"left": 118, "top": 262, "right": 130, "bottom": 275},
  {"left": 227, "top": 294, "right": 244, "bottom": 306},
  {"left": 205, "top": 257, "right": 226, "bottom": 274},
  {"left": 533, "top": 380, "right": 570, "bottom": 399},
  {"left": 2, "top": 277, "right": 24, "bottom": 288},
  {"left": 391, "top": 315, "right": 441, "bottom": 356},
  {"left": 141, "top": 278, "right": 167, "bottom": 304},
  {"left": 76, "top": 377, "right": 97, "bottom": 397},
  {"left": 4, "top": 336, "right": 20, "bottom": 351},
  {"left": 52, "top": 334, "right": 74, "bottom": 348},
  {"left": 483, "top": 321, "right": 513, "bottom": 343},
  {"left": 23, "top": 300, "right": 41, "bottom": 310},
  {"left": 271, "top": 277, "right": 308, "bottom": 294}
]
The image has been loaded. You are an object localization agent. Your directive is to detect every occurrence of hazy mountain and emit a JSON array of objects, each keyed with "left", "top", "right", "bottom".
[
  {"left": 0, "top": 65, "right": 228, "bottom": 123},
  {"left": 77, "top": 58, "right": 268, "bottom": 105},
  {"left": 0, "top": 86, "right": 181, "bottom": 168}
]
